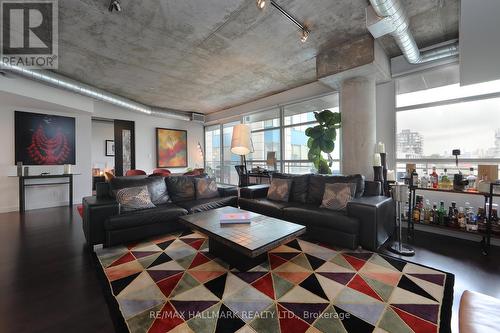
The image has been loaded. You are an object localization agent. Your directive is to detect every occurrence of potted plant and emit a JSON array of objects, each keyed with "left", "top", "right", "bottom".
[{"left": 305, "top": 110, "right": 341, "bottom": 174}]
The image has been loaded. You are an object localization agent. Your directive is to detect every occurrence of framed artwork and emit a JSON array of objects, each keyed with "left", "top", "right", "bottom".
[
  {"left": 105, "top": 140, "right": 115, "bottom": 156},
  {"left": 15, "top": 111, "right": 76, "bottom": 165},
  {"left": 156, "top": 128, "right": 187, "bottom": 168}
]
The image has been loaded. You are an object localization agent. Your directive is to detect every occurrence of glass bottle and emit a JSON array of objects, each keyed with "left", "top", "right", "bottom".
[
  {"left": 423, "top": 199, "right": 431, "bottom": 224},
  {"left": 410, "top": 169, "right": 419, "bottom": 188},
  {"left": 466, "top": 167, "right": 477, "bottom": 190},
  {"left": 438, "top": 201, "right": 446, "bottom": 225},
  {"left": 430, "top": 203, "right": 437, "bottom": 224},
  {"left": 441, "top": 168, "right": 451, "bottom": 190},
  {"left": 430, "top": 167, "right": 439, "bottom": 189},
  {"left": 458, "top": 207, "right": 466, "bottom": 229},
  {"left": 420, "top": 169, "right": 429, "bottom": 188}
]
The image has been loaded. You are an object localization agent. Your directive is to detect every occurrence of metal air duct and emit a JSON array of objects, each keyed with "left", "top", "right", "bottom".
[
  {"left": 0, "top": 61, "right": 192, "bottom": 121},
  {"left": 367, "top": 0, "right": 458, "bottom": 64}
]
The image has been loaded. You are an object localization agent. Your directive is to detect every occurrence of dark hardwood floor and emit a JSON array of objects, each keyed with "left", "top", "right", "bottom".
[{"left": 1, "top": 206, "right": 499, "bottom": 333}]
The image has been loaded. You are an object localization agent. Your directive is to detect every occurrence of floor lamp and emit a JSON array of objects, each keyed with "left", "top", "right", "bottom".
[{"left": 388, "top": 183, "right": 415, "bottom": 256}]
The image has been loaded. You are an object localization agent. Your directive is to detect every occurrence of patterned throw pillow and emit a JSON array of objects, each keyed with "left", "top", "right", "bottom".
[
  {"left": 320, "top": 182, "right": 357, "bottom": 211},
  {"left": 115, "top": 186, "right": 156, "bottom": 212},
  {"left": 195, "top": 177, "right": 219, "bottom": 200},
  {"left": 267, "top": 178, "right": 293, "bottom": 202}
]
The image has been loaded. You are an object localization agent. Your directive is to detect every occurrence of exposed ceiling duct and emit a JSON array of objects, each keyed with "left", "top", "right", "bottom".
[
  {"left": 0, "top": 61, "right": 192, "bottom": 122},
  {"left": 366, "top": 0, "right": 459, "bottom": 64}
]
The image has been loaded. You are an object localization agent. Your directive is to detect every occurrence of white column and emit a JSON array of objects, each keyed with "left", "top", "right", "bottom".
[{"left": 340, "top": 77, "right": 376, "bottom": 179}]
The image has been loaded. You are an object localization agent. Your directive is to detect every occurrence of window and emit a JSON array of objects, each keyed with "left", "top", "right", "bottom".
[
  {"left": 204, "top": 93, "right": 341, "bottom": 184},
  {"left": 283, "top": 94, "right": 341, "bottom": 175},
  {"left": 396, "top": 64, "right": 500, "bottom": 177},
  {"left": 204, "top": 125, "right": 221, "bottom": 182},
  {"left": 222, "top": 121, "right": 241, "bottom": 185}
]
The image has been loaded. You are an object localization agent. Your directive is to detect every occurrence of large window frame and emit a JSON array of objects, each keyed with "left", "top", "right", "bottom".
[
  {"left": 205, "top": 93, "right": 341, "bottom": 185},
  {"left": 395, "top": 68, "right": 500, "bottom": 176}
]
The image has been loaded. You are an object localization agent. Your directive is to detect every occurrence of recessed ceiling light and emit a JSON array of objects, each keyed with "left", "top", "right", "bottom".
[
  {"left": 256, "top": 0, "right": 267, "bottom": 10},
  {"left": 300, "top": 28, "right": 310, "bottom": 43}
]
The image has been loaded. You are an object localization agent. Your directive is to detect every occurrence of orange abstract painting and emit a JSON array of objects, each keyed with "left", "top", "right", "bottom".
[{"left": 156, "top": 128, "right": 187, "bottom": 168}]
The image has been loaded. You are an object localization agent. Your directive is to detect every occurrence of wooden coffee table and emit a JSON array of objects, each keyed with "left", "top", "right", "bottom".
[{"left": 179, "top": 206, "right": 306, "bottom": 271}]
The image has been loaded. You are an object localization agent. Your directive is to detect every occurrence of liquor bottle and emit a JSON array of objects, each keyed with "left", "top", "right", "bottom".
[
  {"left": 466, "top": 167, "right": 477, "bottom": 190},
  {"left": 430, "top": 167, "right": 439, "bottom": 189},
  {"left": 423, "top": 199, "right": 431, "bottom": 224},
  {"left": 440, "top": 168, "right": 451, "bottom": 190},
  {"left": 450, "top": 202, "right": 458, "bottom": 227},
  {"left": 438, "top": 201, "right": 446, "bottom": 225},
  {"left": 420, "top": 169, "right": 429, "bottom": 188},
  {"left": 430, "top": 203, "right": 438, "bottom": 224},
  {"left": 458, "top": 207, "right": 466, "bottom": 229},
  {"left": 409, "top": 169, "right": 419, "bottom": 188}
]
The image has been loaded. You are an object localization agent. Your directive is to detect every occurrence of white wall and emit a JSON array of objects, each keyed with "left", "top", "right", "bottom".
[
  {"left": 91, "top": 120, "right": 115, "bottom": 171},
  {"left": 0, "top": 76, "right": 203, "bottom": 212},
  {"left": 376, "top": 81, "right": 396, "bottom": 170}
]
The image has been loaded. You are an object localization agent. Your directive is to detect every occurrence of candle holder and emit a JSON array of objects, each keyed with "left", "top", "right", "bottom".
[
  {"left": 380, "top": 153, "right": 389, "bottom": 195},
  {"left": 373, "top": 166, "right": 384, "bottom": 184}
]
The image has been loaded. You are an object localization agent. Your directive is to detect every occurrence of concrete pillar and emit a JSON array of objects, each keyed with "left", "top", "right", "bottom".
[{"left": 341, "top": 77, "right": 376, "bottom": 179}]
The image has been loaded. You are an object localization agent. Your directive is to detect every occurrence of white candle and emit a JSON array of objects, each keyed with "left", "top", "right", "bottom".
[
  {"left": 376, "top": 142, "right": 386, "bottom": 154},
  {"left": 387, "top": 170, "right": 396, "bottom": 181},
  {"left": 373, "top": 153, "right": 382, "bottom": 167}
]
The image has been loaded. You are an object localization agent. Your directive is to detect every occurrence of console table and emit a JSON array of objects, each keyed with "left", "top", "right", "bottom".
[{"left": 11, "top": 174, "right": 79, "bottom": 212}]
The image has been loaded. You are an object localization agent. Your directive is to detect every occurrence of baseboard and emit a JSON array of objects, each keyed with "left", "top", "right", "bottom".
[{"left": 0, "top": 201, "right": 70, "bottom": 213}]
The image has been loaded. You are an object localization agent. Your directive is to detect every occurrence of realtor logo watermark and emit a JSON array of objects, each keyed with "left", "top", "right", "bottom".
[{"left": 1, "top": 0, "right": 58, "bottom": 68}]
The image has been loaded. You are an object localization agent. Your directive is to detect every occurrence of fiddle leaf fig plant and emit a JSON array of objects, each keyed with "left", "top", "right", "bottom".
[{"left": 305, "top": 110, "right": 341, "bottom": 174}]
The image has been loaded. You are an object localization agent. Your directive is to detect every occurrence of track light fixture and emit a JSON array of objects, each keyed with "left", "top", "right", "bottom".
[
  {"left": 300, "top": 28, "right": 310, "bottom": 43},
  {"left": 256, "top": 0, "right": 267, "bottom": 10},
  {"left": 108, "top": 0, "right": 121, "bottom": 12},
  {"left": 257, "top": 0, "right": 310, "bottom": 42}
]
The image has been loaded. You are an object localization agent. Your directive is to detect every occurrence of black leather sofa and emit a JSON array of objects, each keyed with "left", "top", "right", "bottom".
[
  {"left": 82, "top": 175, "right": 237, "bottom": 248},
  {"left": 238, "top": 173, "right": 394, "bottom": 251}
]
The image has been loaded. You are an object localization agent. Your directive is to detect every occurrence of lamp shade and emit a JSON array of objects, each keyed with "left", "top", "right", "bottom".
[{"left": 231, "top": 124, "right": 252, "bottom": 156}]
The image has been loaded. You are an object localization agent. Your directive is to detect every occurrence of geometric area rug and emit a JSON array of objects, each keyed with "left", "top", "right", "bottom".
[{"left": 95, "top": 230, "right": 454, "bottom": 333}]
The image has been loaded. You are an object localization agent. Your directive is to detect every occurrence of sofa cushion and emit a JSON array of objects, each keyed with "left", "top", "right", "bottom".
[
  {"left": 115, "top": 186, "right": 156, "bottom": 212},
  {"left": 195, "top": 177, "right": 219, "bottom": 200},
  {"left": 272, "top": 173, "right": 310, "bottom": 204},
  {"left": 267, "top": 178, "right": 292, "bottom": 202},
  {"left": 238, "top": 198, "right": 292, "bottom": 219},
  {"left": 283, "top": 204, "right": 360, "bottom": 234},
  {"left": 166, "top": 176, "right": 195, "bottom": 202},
  {"left": 105, "top": 203, "right": 188, "bottom": 230},
  {"left": 176, "top": 196, "right": 238, "bottom": 213},
  {"left": 320, "top": 183, "right": 356, "bottom": 211},
  {"left": 109, "top": 176, "right": 170, "bottom": 205},
  {"left": 307, "top": 174, "right": 365, "bottom": 205}
]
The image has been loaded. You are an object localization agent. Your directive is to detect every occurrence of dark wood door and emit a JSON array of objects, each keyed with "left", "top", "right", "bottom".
[{"left": 114, "top": 120, "right": 135, "bottom": 176}]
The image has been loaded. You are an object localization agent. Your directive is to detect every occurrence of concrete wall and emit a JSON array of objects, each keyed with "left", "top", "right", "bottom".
[
  {"left": 0, "top": 76, "right": 203, "bottom": 212},
  {"left": 91, "top": 120, "right": 115, "bottom": 171}
]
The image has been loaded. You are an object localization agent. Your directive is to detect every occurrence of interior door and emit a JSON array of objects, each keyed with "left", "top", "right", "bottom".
[{"left": 114, "top": 120, "right": 135, "bottom": 176}]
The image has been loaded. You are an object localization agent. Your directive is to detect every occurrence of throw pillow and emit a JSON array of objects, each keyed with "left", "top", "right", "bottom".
[
  {"left": 195, "top": 177, "right": 219, "bottom": 199},
  {"left": 115, "top": 185, "right": 156, "bottom": 212},
  {"left": 320, "top": 182, "right": 356, "bottom": 211},
  {"left": 267, "top": 178, "right": 292, "bottom": 202}
]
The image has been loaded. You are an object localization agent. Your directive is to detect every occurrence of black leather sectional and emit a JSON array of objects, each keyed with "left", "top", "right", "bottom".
[
  {"left": 239, "top": 174, "right": 394, "bottom": 251},
  {"left": 82, "top": 175, "right": 238, "bottom": 247}
]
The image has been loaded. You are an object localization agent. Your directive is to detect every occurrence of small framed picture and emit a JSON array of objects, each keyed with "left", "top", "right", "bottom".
[{"left": 105, "top": 140, "right": 115, "bottom": 156}]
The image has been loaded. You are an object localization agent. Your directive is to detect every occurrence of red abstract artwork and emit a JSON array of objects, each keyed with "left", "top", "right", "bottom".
[{"left": 15, "top": 111, "right": 76, "bottom": 165}]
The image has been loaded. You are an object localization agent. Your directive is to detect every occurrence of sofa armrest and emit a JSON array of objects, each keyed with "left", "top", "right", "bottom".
[
  {"left": 217, "top": 185, "right": 238, "bottom": 198},
  {"left": 363, "top": 181, "right": 382, "bottom": 196},
  {"left": 347, "top": 196, "right": 394, "bottom": 251},
  {"left": 82, "top": 196, "right": 120, "bottom": 247},
  {"left": 240, "top": 184, "right": 270, "bottom": 199}
]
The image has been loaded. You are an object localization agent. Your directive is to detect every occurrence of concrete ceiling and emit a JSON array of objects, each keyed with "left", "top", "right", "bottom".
[{"left": 56, "top": 0, "right": 459, "bottom": 114}]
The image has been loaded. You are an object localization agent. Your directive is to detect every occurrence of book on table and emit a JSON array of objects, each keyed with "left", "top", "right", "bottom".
[{"left": 220, "top": 212, "right": 252, "bottom": 224}]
